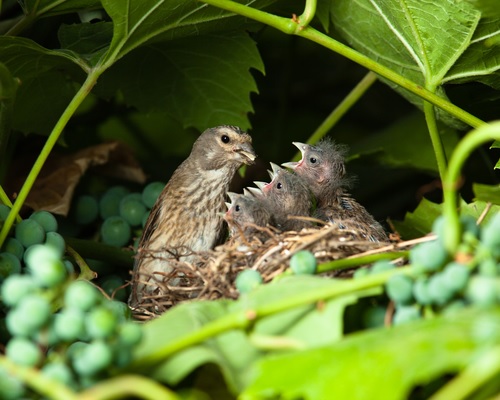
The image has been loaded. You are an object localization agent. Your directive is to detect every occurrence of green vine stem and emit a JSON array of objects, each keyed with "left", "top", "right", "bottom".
[
  {"left": 317, "top": 250, "right": 409, "bottom": 273},
  {"left": 0, "top": 186, "right": 21, "bottom": 223},
  {"left": 130, "top": 266, "right": 412, "bottom": 366},
  {"left": 200, "top": 0, "right": 485, "bottom": 129},
  {"left": 0, "top": 355, "right": 78, "bottom": 400},
  {"left": 298, "top": 0, "right": 317, "bottom": 28},
  {"left": 0, "top": 70, "right": 101, "bottom": 248},
  {"left": 423, "top": 99, "right": 448, "bottom": 185},
  {"left": 442, "top": 121, "right": 500, "bottom": 253},
  {"left": 292, "top": 71, "right": 378, "bottom": 161}
]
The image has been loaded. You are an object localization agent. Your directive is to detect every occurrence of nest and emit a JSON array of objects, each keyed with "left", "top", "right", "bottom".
[{"left": 131, "top": 220, "right": 405, "bottom": 321}]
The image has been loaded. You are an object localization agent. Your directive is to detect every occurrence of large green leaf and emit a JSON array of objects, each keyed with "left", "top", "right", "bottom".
[
  {"left": 100, "top": 0, "right": 274, "bottom": 65},
  {"left": 473, "top": 183, "right": 500, "bottom": 205},
  {"left": 131, "top": 276, "right": 379, "bottom": 393},
  {"left": 242, "top": 308, "right": 500, "bottom": 399},
  {"left": 21, "top": 0, "right": 102, "bottom": 17},
  {"left": 330, "top": 0, "right": 481, "bottom": 124},
  {"left": 0, "top": 37, "right": 86, "bottom": 134},
  {"left": 97, "top": 31, "right": 264, "bottom": 130}
]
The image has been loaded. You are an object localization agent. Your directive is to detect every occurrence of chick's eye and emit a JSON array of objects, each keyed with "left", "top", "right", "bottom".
[
  {"left": 221, "top": 135, "right": 230, "bottom": 143},
  {"left": 309, "top": 157, "right": 317, "bottom": 164},
  {"left": 235, "top": 204, "right": 241, "bottom": 212},
  {"left": 277, "top": 182, "right": 283, "bottom": 190}
]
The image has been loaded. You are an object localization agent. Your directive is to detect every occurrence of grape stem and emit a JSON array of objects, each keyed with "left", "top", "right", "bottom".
[{"left": 442, "top": 121, "right": 500, "bottom": 253}]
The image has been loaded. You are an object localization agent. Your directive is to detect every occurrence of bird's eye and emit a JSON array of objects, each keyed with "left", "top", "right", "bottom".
[
  {"left": 221, "top": 135, "right": 230, "bottom": 143},
  {"left": 277, "top": 182, "right": 283, "bottom": 189},
  {"left": 309, "top": 157, "right": 317, "bottom": 164},
  {"left": 235, "top": 205, "right": 241, "bottom": 212}
]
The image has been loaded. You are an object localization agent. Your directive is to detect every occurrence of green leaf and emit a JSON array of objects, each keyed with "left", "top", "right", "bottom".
[
  {"left": 0, "top": 62, "right": 18, "bottom": 176},
  {"left": 473, "top": 183, "right": 500, "bottom": 205},
  {"left": 392, "top": 197, "right": 500, "bottom": 239},
  {"left": 97, "top": 31, "right": 264, "bottom": 130},
  {"left": 350, "top": 112, "right": 459, "bottom": 174},
  {"left": 132, "top": 276, "right": 379, "bottom": 393},
  {"left": 21, "top": 0, "right": 102, "bottom": 17},
  {"left": 464, "top": 0, "right": 500, "bottom": 18},
  {"left": 242, "top": 308, "right": 500, "bottom": 400},
  {"left": 0, "top": 37, "right": 87, "bottom": 134},
  {"left": 330, "top": 0, "right": 480, "bottom": 126},
  {"left": 100, "top": 0, "right": 274, "bottom": 65}
]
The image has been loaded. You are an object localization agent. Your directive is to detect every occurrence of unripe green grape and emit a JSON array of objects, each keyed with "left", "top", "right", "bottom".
[
  {"left": 431, "top": 216, "right": 445, "bottom": 241},
  {"left": 15, "top": 219, "right": 45, "bottom": 248},
  {"left": 45, "top": 231, "right": 66, "bottom": 258},
  {"left": 66, "top": 341, "right": 87, "bottom": 361},
  {"left": 142, "top": 211, "right": 150, "bottom": 228},
  {"left": 386, "top": 274, "right": 414, "bottom": 305},
  {"left": 25, "top": 245, "right": 67, "bottom": 287},
  {"left": 465, "top": 276, "right": 498, "bottom": 307},
  {"left": 481, "top": 213, "right": 500, "bottom": 258},
  {"left": 0, "top": 204, "right": 10, "bottom": 224},
  {"left": 370, "top": 260, "right": 395, "bottom": 274},
  {"left": 6, "top": 337, "right": 42, "bottom": 367},
  {"left": 101, "top": 216, "right": 131, "bottom": 247},
  {"left": 427, "top": 273, "right": 454, "bottom": 306},
  {"left": 74, "top": 195, "right": 99, "bottom": 225},
  {"left": 85, "top": 306, "right": 117, "bottom": 339},
  {"left": 235, "top": 269, "right": 263, "bottom": 294},
  {"left": 14, "top": 294, "right": 51, "bottom": 331},
  {"left": 73, "top": 340, "right": 113, "bottom": 376},
  {"left": 63, "top": 260, "right": 76, "bottom": 275},
  {"left": 0, "top": 366, "right": 25, "bottom": 400},
  {"left": 353, "top": 268, "right": 369, "bottom": 279},
  {"left": 479, "top": 259, "right": 498, "bottom": 277},
  {"left": 442, "top": 299, "right": 466, "bottom": 316},
  {"left": 2, "top": 238, "right": 24, "bottom": 260},
  {"left": 0, "top": 252, "right": 21, "bottom": 280},
  {"left": 118, "top": 322, "right": 143, "bottom": 347},
  {"left": 103, "top": 299, "right": 132, "bottom": 322},
  {"left": 460, "top": 215, "right": 480, "bottom": 239},
  {"left": 64, "top": 280, "right": 100, "bottom": 311},
  {"left": 99, "top": 275, "right": 127, "bottom": 301},
  {"left": 142, "top": 181, "right": 165, "bottom": 208},
  {"left": 41, "top": 362, "right": 75, "bottom": 387},
  {"left": 442, "top": 262, "right": 470, "bottom": 293},
  {"left": 392, "top": 305, "right": 421, "bottom": 325},
  {"left": 413, "top": 277, "right": 432, "bottom": 306},
  {"left": 290, "top": 250, "right": 317, "bottom": 275},
  {"left": 409, "top": 240, "right": 449, "bottom": 272},
  {"left": 29, "top": 210, "right": 58, "bottom": 233},
  {"left": 1, "top": 275, "right": 38, "bottom": 306},
  {"left": 54, "top": 309, "right": 85, "bottom": 341},
  {"left": 119, "top": 194, "right": 147, "bottom": 227},
  {"left": 99, "top": 192, "right": 122, "bottom": 219},
  {"left": 106, "top": 186, "right": 130, "bottom": 198}
]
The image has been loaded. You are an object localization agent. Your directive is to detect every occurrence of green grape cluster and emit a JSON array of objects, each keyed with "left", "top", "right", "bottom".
[
  {"left": 385, "top": 214, "right": 500, "bottom": 325},
  {"left": 0, "top": 207, "right": 143, "bottom": 397},
  {"left": 71, "top": 182, "right": 164, "bottom": 248}
]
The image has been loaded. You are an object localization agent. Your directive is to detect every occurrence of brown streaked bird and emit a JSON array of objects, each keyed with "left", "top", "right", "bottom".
[
  {"left": 129, "top": 126, "right": 256, "bottom": 310},
  {"left": 260, "top": 163, "right": 315, "bottom": 231},
  {"left": 224, "top": 192, "right": 272, "bottom": 239},
  {"left": 282, "top": 140, "right": 388, "bottom": 242}
]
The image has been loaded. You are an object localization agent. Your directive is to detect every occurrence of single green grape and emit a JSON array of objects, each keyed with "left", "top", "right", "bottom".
[
  {"left": 427, "top": 273, "right": 454, "bottom": 306},
  {"left": 413, "top": 277, "right": 432, "bottom": 306},
  {"left": 15, "top": 219, "right": 45, "bottom": 248},
  {"left": 100, "top": 216, "right": 131, "bottom": 247},
  {"left": 54, "top": 309, "right": 86, "bottom": 341},
  {"left": 0, "top": 252, "right": 21, "bottom": 280},
  {"left": 63, "top": 259, "right": 76, "bottom": 275},
  {"left": 41, "top": 362, "right": 75, "bottom": 387},
  {"left": 45, "top": 231, "right": 66, "bottom": 258},
  {"left": 392, "top": 305, "right": 421, "bottom": 325},
  {"left": 235, "top": 269, "right": 263, "bottom": 294},
  {"left": 0, "top": 365, "right": 25, "bottom": 400},
  {"left": 25, "top": 245, "right": 67, "bottom": 287},
  {"left": 370, "top": 260, "right": 395, "bottom": 274},
  {"left": 142, "top": 182, "right": 165, "bottom": 208},
  {"left": 481, "top": 213, "right": 500, "bottom": 258},
  {"left": 106, "top": 186, "right": 130, "bottom": 198},
  {"left": 74, "top": 195, "right": 99, "bottom": 225},
  {"left": 118, "top": 322, "right": 143, "bottom": 347},
  {"left": 29, "top": 210, "right": 58, "bottom": 233},
  {"left": 431, "top": 216, "right": 445, "bottom": 241},
  {"left": 6, "top": 337, "right": 42, "bottom": 367},
  {"left": 460, "top": 215, "right": 480, "bottom": 239},
  {"left": 64, "top": 280, "right": 100, "bottom": 311},
  {"left": 12, "top": 294, "right": 51, "bottom": 333},
  {"left": 2, "top": 238, "right": 24, "bottom": 260},
  {"left": 0, "top": 204, "right": 10, "bottom": 224},
  {"left": 409, "top": 240, "right": 449, "bottom": 272},
  {"left": 465, "top": 276, "right": 498, "bottom": 307},
  {"left": 386, "top": 274, "right": 414, "bottom": 305},
  {"left": 1, "top": 275, "right": 38, "bottom": 306},
  {"left": 99, "top": 275, "right": 127, "bottom": 302},
  {"left": 479, "top": 259, "right": 498, "bottom": 277},
  {"left": 99, "top": 192, "right": 122, "bottom": 219},
  {"left": 289, "top": 250, "right": 317, "bottom": 275},
  {"left": 442, "top": 262, "right": 470, "bottom": 293},
  {"left": 103, "top": 299, "right": 132, "bottom": 322},
  {"left": 119, "top": 194, "right": 147, "bottom": 227},
  {"left": 72, "top": 340, "right": 113, "bottom": 377},
  {"left": 85, "top": 306, "right": 117, "bottom": 339}
]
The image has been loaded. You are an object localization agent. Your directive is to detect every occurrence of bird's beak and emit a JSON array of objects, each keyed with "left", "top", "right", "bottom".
[
  {"left": 281, "top": 161, "right": 298, "bottom": 169},
  {"left": 237, "top": 143, "right": 257, "bottom": 165},
  {"left": 254, "top": 181, "right": 267, "bottom": 191},
  {"left": 282, "top": 142, "right": 306, "bottom": 169},
  {"left": 292, "top": 142, "right": 307, "bottom": 153},
  {"left": 246, "top": 187, "right": 263, "bottom": 198},
  {"left": 225, "top": 202, "right": 231, "bottom": 210}
]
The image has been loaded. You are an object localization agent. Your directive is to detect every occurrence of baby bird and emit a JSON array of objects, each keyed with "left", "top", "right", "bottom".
[
  {"left": 224, "top": 192, "right": 272, "bottom": 239},
  {"left": 283, "top": 140, "right": 388, "bottom": 241},
  {"left": 259, "top": 163, "right": 315, "bottom": 231},
  {"left": 129, "top": 126, "right": 256, "bottom": 310}
]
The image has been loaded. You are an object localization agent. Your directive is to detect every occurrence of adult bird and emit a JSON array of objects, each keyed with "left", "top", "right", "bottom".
[
  {"left": 282, "top": 140, "right": 388, "bottom": 241},
  {"left": 129, "top": 126, "right": 256, "bottom": 310}
]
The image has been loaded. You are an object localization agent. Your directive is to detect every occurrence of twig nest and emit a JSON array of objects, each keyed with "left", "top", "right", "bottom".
[{"left": 131, "top": 222, "right": 389, "bottom": 320}]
